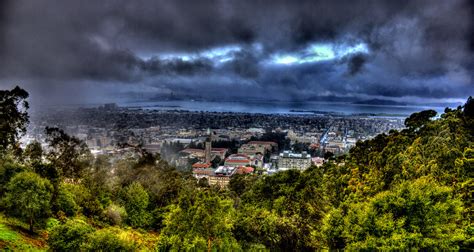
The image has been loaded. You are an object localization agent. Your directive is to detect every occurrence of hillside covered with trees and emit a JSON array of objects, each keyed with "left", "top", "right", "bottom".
[{"left": 0, "top": 86, "right": 472, "bottom": 250}]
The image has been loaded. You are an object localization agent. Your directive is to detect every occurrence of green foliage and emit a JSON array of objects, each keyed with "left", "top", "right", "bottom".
[
  {"left": 45, "top": 127, "right": 92, "bottom": 179},
  {"left": 56, "top": 184, "right": 79, "bottom": 217},
  {"left": 322, "top": 162, "right": 351, "bottom": 206},
  {"left": 32, "top": 163, "right": 59, "bottom": 184},
  {"left": 82, "top": 154, "right": 113, "bottom": 207},
  {"left": 23, "top": 141, "right": 43, "bottom": 164},
  {"left": 463, "top": 96, "right": 474, "bottom": 118},
  {"left": 104, "top": 203, "right": 127, "bottom": 226},
  {"left": 197, "top": 177, "right": 210, "bottom": 187},
  {"left": 404, "top": 109, "right": 437, "bottom": 131},
  {"left": 238, "top": 167, "right": 327, "bottom": 250},
  {"left": 115, "top": 153, "right": 193, "bottom": 209},
  {"left": 324, "top": 177, "right": 466, "bottom": 250},
  {"left": 0, "top": 86, "right": 29, "bottom": 153},
  {"left": 0, "top": 214, "right": 47, "bottom": 251},
  {"left": 321, "top": 207, "right": 346, "bottom": 249},
  {"left": 318, "top": 101, "right": 474, "bottom": 249},
  {"left": 228, "top": 173, "right": 257, "bottom": 196},
  {"left": 83, "top": 227, "right": 135, "bottom": 251},
  {"left": 67, "top": 183, "right": 105, "bottom": 219},
  {"left": 0, "top": 159, "right": 28, "bottom": 196},
  {"left": 233, "top": 205, "right": 282, "bottom": 249},
  {"left": 45, "top": 218, "right": 60, "bottom": 231},
  {"left": 0, "top": 223, "right": 19, "bottom": 241},
  {"left": 2, "top": 171, "right": 52, "bottom": 232},
  {"left": 158, "top": 190, "right": 240, "bottom": 251},
  {"left": 455, "top": 147, "right": 474, "bottom": 180},
  {"left": 122, "top": 182, "right": 151, "bottom": 228},
  {"left": 48, "top": 218, "right": 94, "bottom": 251}
]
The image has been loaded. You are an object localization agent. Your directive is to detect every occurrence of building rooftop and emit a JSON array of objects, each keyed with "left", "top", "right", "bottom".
[
  {"left": 192, "top": 162, "right": 212, "bottom": 169},
  {"left": 236, "top": 166, "right": 254, "bottom": 174},
  {"left": 247, "top": 141, "right": 277, "bottom": 146},
  {"left": 214, "top": 166, "right": 237, "bottom": 176},
  {"left": 225, "top": 159, "right": 251, "bottom": 163},
  {"left": 279, "top": 150, "right": 310, "bottom": 159},
  {"left": 192, "top": 168, "right": 215, "bottom": 175}
]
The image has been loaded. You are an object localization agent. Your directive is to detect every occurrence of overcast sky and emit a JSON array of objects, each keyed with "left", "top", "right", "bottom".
[{"left": 0, "top": 0, "right": 472, "bottom": 105}]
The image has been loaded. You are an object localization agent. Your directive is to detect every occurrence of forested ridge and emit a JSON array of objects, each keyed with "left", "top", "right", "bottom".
[{"left": 0, "top": 86, "right": 472, "bottom": 250}]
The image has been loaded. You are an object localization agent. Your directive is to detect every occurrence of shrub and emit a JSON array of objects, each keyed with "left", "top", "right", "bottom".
[
  {"left": 48, "top": 218, "right": 94, "bottom": 251},
  {"left": 57, "top": 184, "right": 79, "bottom": 216},
  {"left": 83, "top": 228, "right": 135, "bottom": 251},
  {"left": 104, "top": 203, "right": 127, "bottom": 226}
]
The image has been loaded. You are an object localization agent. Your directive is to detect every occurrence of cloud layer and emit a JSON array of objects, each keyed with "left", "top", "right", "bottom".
[{"left": 0, "top": 0, "right": 472, "bottom": 104}]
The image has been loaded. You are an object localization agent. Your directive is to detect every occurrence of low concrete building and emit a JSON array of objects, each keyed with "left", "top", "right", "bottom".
[
  {"left": 224, "top": 154, "right": 252, "bottom": 167},
  {"left": 238, "top": 141, "right": 277, "bottom": 156},
  {"left": 192, "top": 167, "right": 214, "bottom": 180},
  {"left": 180, "top": 148, "right": 228, "bottom": 160}
]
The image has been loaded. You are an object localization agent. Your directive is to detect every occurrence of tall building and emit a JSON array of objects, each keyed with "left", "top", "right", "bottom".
[
  {"left": 277, "top": 151, "right": 312, "bottom": 171},
  {"left": 205, "top": 128, "right": 212, "bottom": 163}
]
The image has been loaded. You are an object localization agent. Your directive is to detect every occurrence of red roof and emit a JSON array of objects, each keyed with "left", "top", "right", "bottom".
[
  {"left": 236, "top": 166, "right": 254, "bottom": 174},
  {"left": 228, "top": 153, "right": 250, "bottom": 158},
  {"left": 192, "top": 162, "right": 211, "bottom": 168},
  {"left": 225, "top": 159, "right": 250, "bottom": 163}
]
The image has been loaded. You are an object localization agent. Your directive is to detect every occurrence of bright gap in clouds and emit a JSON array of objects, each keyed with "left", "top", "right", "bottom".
[
  {"left": 269, "top": 42, "right": 369, "bottom": 65},
  {"left": 273, "top": 55, "right": 299, "bottom": 64},
  {"left": 140, "top": 45, "right": 243, "bottom": 63},
  {"left": 139, "top": 42, "right": 369, "bottom": 67},
  {"left": 200, "top": 45, "right": 241, "bottom": 63}
]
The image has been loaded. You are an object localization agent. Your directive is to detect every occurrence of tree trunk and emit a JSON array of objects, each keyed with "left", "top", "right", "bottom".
[{"left": 29, "top": 218, "right": 33, "bottom": 233}]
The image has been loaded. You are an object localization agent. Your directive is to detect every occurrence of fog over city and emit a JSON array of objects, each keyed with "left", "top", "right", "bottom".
[{"left": 0, "top": 0, "right": 472, "bottom": 106}]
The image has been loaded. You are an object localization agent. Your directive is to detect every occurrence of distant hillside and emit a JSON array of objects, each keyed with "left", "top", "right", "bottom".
[{"left": 353, "top": 98, "right": 406, "bottom": 106}]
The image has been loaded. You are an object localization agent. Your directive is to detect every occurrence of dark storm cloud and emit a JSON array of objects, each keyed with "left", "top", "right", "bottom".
[
  {"left": 0, "top": 0, "right": 472, "bottom": 104},
  {"left": 347, "top": 54, "right": 368, "bottom": 76},
  {"left": 220, "top": 49, "right": 262, "bottom": 79}
]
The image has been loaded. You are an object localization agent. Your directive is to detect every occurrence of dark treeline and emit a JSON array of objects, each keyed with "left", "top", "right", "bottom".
[{"left": 0, "top": 86, "right": 472, "bottom": 250}]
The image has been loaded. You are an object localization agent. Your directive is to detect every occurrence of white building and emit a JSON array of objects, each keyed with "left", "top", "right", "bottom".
[{"left": 277, "top": 151, "right": 312, "bottom": 171}]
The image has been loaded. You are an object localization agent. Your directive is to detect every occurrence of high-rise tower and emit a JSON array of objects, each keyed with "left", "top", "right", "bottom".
[{"left": 205, "top": 128, "right": 212, "bottom": 163}]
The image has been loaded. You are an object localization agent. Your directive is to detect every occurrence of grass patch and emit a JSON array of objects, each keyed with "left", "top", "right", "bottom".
[
  {"left": 0, "top": 223, "right": 19, "bottom": 241},
  {"left": 0, "top": 214, "right": 48, "bottom": 251}
]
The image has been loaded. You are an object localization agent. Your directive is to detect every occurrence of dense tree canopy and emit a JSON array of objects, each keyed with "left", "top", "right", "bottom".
[
  {"left": 122, "top": 182, "right": 151, "bottom": 228},
  {"left": 0, "top": 86, "right": 29, "bottom": 153},
  {"left": 324, "top": 177, "right": 466, "bottom": 249},
  {"left": 158, "top": 190, "right": 240, "bottom": 250}
]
